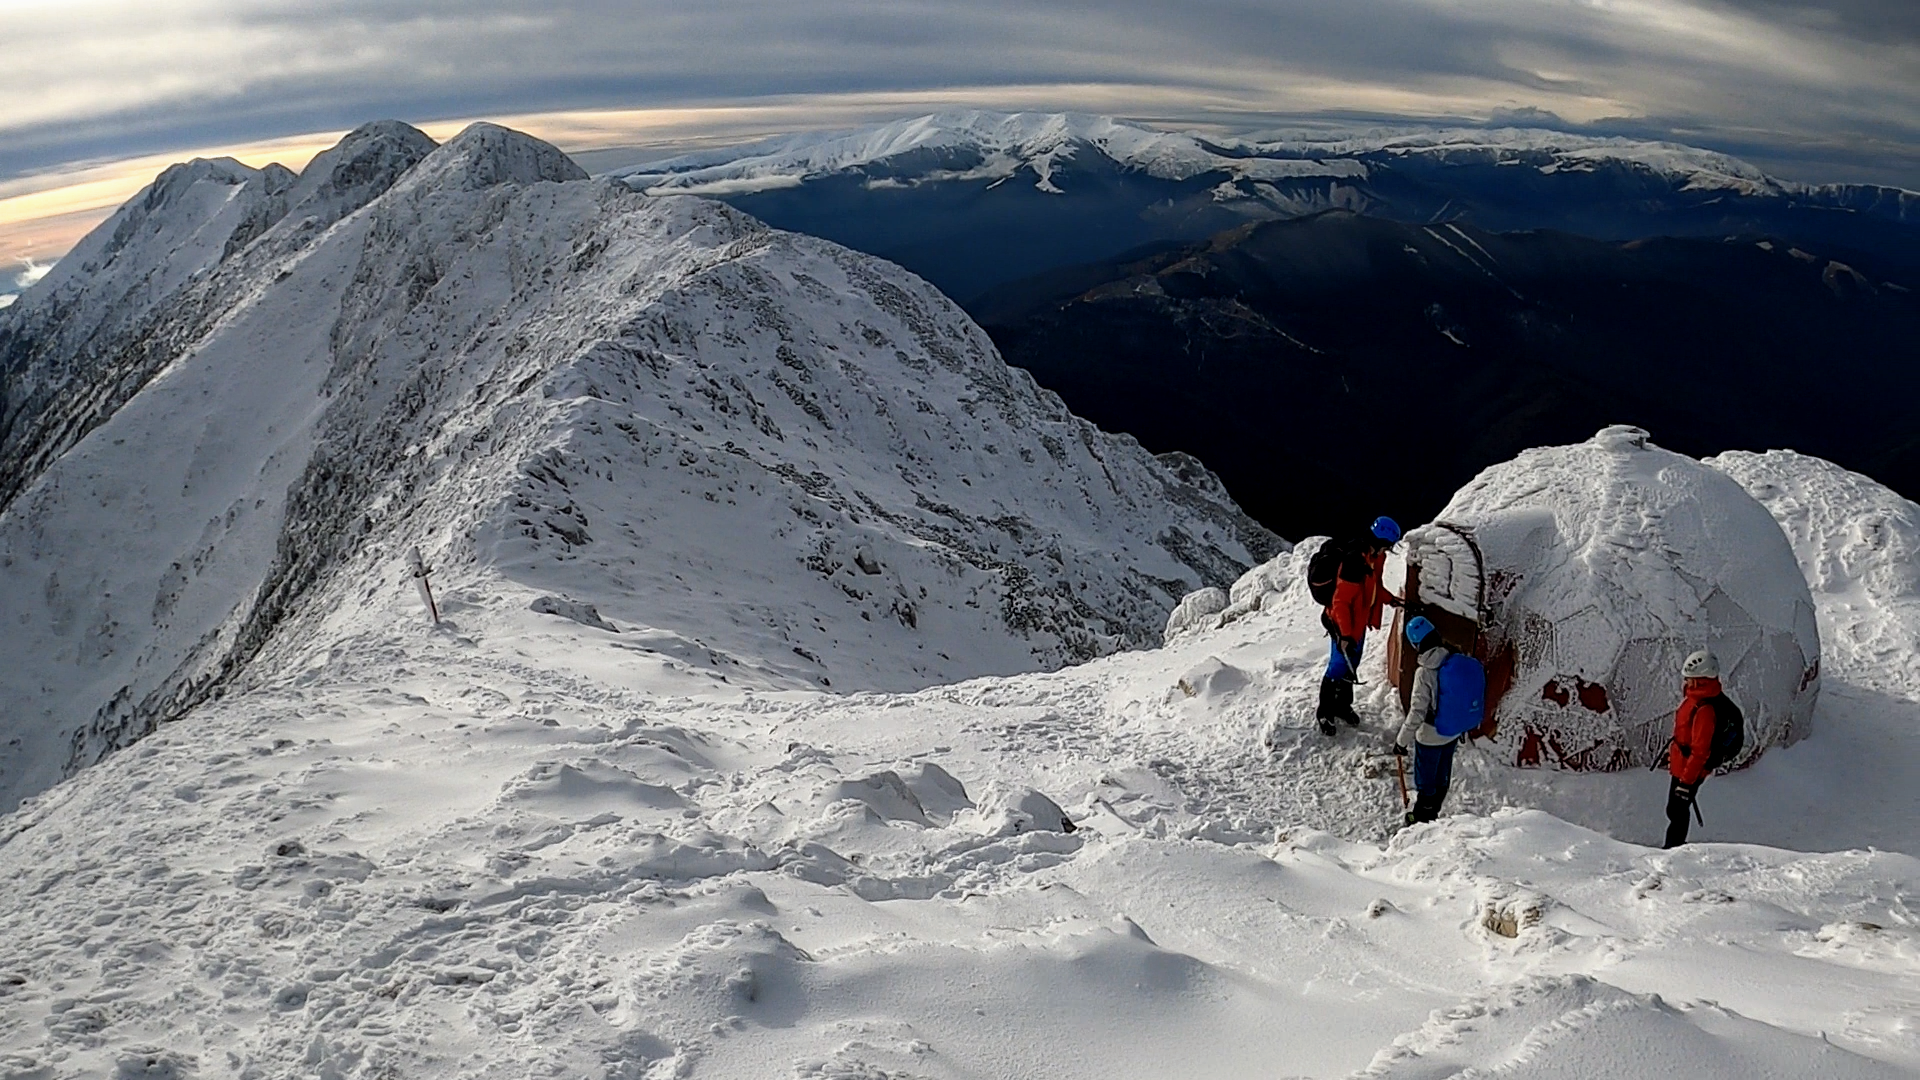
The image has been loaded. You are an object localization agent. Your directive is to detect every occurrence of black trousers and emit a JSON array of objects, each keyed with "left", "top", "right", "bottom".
[
  {"left": 1409, "top": 739, "right": 1457, "bottom": 823},
  {"left": 1664, "top": 777, "right": 1700, "bottom": 849}
]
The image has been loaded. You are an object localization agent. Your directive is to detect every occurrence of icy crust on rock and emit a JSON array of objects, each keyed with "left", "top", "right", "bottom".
[
  {"left": 1440, "top": 426, "right": 1819, "bottom": 771},
  {"left": 0, "top": 122, "right": 1276, "bottom": 810},
  {"left": 1708, "top": 450, "right": 1920, "bottom": 700},
  {"left": 1394, "top": 522, "right": 1482, "bottom": 625}
]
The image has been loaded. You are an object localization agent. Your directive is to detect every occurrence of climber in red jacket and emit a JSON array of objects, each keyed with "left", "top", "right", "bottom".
[
  {"left": 1664, "top": 649, "right": 1724, "bottom": 848},
  {"left": 1316, "top": 516, "right": 1401, "bottom": 735}
]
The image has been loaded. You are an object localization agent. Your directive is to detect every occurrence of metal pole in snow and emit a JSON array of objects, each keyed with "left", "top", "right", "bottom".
[{"left": 407, "top": 546, "right": 440, "bottom": 625}]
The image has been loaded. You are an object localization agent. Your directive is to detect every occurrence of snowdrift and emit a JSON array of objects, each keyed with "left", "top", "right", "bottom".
[{"left": 1411, "top": 426, "right": 1820, "bottom": 771}]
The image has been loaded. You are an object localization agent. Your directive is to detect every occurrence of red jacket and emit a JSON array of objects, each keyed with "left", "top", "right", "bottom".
[
  {"left": 1669, "top": 678, "right": 1721, "bottom": 785},
  {"left": 1328, "top": 549, "right": 1390, "bottom": 641}
]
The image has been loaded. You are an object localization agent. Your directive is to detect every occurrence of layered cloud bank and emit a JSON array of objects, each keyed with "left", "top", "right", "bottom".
[{"left": 4, "top": 0, "right": 1917, "bottom": 205}]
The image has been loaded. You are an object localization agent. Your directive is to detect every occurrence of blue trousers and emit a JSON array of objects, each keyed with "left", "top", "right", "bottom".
[
  {"left": 1410, "top": 739, "right": 1457, "bottom": 823},
  {"left": 1326, "top": 633, "right": 1365, "bottom": 680}
]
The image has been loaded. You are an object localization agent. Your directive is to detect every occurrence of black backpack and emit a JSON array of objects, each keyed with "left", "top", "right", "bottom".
[
  {"left": 1703, "top": 694, "right": 1746, "bottom": 771},
  {"left": 1307, "top": 537, "right": 1355, "bottom": 606}
]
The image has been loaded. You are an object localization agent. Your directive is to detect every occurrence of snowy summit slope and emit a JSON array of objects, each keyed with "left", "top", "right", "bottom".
[
  {"left": 0, "top": 120, "right": 1275, "bottom": 812},
  {"left": 0, "top": 446, "right": 1912, "bottom": 1078}
]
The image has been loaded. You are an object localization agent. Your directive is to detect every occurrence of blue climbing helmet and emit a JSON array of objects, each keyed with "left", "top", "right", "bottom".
[
  {"left": 1405, "top": 615, "right": 1437, "bottom": 647},
  {"left": 1371, "top": 516, "right": 1402, "bottom": 544}
]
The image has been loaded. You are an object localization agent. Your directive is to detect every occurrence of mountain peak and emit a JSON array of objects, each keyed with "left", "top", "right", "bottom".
[
  {"left": 278, "top": 119, "right": 437, "bottom": 230},
  {"left": 399, "top": 121, "right": 588, "bottom": 194},
  {"left": 144, "top": 156, "right": 257, "bottom": 200}
]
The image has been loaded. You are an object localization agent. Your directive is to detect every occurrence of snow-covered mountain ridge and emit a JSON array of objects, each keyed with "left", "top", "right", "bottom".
[{"left": 0, "top": 119, "right": 1275, "bottom": 812}]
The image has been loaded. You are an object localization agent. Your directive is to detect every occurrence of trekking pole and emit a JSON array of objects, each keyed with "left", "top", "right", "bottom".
[{"left": 1394, "top": 752, "right": 1410, "bottom": 809}]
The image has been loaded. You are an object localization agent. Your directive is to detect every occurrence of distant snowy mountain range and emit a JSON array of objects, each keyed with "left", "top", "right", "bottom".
[
  {"left": 619, "top": 110, "right": 1920, "bottom": 303},
  {"left": 0, "top": 119, "right": 1275, "bottom": 813},
  {"left": 626, "top": 110, "right": 1833, "bottom": 201}
]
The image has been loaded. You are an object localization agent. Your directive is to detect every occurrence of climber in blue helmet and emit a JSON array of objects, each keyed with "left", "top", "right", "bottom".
[
  {"left": 1388, "top": 613, "right": 1487, "bottom": 827},
  {"left": 1306, "top": 515, "right": 1404, "bottom": 735}
]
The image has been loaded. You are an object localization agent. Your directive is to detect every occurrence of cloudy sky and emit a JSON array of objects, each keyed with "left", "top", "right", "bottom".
[{"left": 2, "top": 0, "right": 1917, "bottom": 271}]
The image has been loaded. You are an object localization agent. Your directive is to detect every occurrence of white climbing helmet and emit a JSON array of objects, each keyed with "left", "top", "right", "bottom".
[{"left": 1682, "top": 649, "right": 1720, "bottom": 679}]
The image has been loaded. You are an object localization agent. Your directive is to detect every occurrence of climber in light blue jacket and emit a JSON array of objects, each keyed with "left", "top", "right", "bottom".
[{"left": 1388, "top": 615, "right": 1483, "bottom": 826}]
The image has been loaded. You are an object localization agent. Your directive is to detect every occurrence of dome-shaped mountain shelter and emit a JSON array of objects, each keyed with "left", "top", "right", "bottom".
[{"left": 1383, "top": 426, "right": 1820, "bottom": 771}]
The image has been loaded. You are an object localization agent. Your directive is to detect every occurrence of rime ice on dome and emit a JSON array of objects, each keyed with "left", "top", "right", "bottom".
[{"left": 1401, "top": 426, "right": 1820, "bottom": 772}]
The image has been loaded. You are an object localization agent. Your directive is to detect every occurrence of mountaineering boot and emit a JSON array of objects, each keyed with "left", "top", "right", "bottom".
[
  {"left": 1332, "top": 679, "right": 1362, "bottom": 727},
  {"left": 1316, "top": 679, "right": 1339, "bottom": 737}
]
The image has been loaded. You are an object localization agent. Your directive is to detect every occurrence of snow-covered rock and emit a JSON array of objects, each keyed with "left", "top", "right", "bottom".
[
  {"left": 1174, "top": 655, "right": 1249, "bottom": 702},
  {"left": 1163, "top": 586, "right": 1227, "bottom": 642},
  {"left": 966, "top": 782, "right": 1075, "bottom": 835},
  {"left": 528, "top": 595, "right": 619, "bottom": 632},
  {"left": 0, "top": 120, "right": 1277, "bottom": 810},
  {"left": 0, "top": 392, "right": 1911, "bottom": 1076},
  {"left": 1434, "top": 426, "right": 1820, "bottom": 771}
]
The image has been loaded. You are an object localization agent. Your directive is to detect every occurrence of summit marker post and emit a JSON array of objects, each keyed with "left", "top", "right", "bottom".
[{"left": 407, "top": 546, "right": 440, "bottom": 625}]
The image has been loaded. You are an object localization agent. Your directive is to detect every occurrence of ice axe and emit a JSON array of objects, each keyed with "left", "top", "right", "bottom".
[
  {"left": 1394, "top": 749, "right": 1409, "bottom": 810},
  {"left": 1335, "top": 633, "right": 1365, "bottom": 686},
  {"left": 1650, "top": 737, "right": 1674, "bottom": 772}
]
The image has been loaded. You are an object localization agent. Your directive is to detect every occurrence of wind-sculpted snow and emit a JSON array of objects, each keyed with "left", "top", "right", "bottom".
[
  {"left": 1710, "top": 450, "right": 1920, "bottom": 700},
  {"left": 0, "top": 606, "right": 1911, "bottom": 1078},
  {"left": 0, "top": 120, "right": 1276, "bottom": 810}
]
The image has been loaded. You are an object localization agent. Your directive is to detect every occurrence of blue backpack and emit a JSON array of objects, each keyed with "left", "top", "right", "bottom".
[{"left": 1433, "top": 652, "right": 1487, "bottom": 738}]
